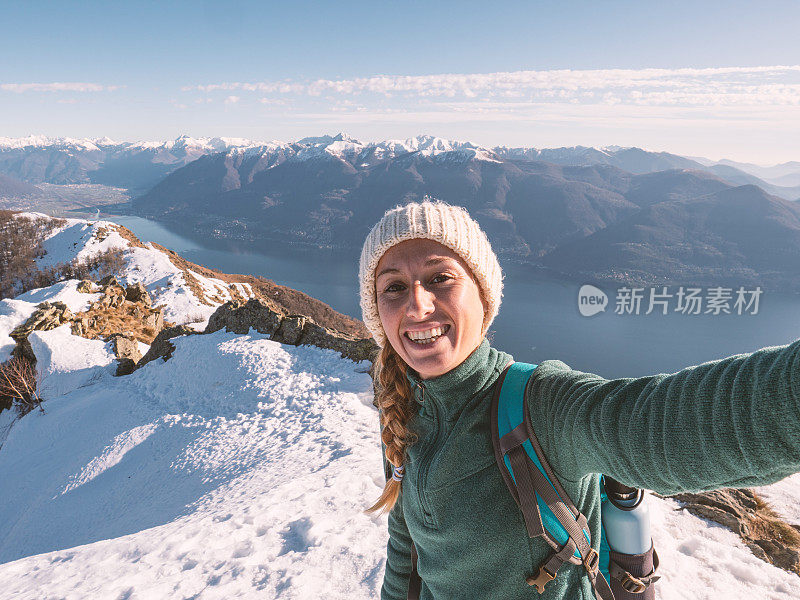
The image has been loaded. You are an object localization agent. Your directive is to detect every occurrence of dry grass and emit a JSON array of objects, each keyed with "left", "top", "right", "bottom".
[
  {"left": 73, "top": 299, "right": 161, "bottom": 344},
  {"left": 95, "top": 223, "right": 146, "bottom": 249},
  {"left": 751, "top": 495, "right": 800, "bottom": 550}
]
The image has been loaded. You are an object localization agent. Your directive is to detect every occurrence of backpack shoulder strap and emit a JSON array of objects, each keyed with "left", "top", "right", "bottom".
[{"left": 491, "top": 361, "right": 614, "bottom": 600}]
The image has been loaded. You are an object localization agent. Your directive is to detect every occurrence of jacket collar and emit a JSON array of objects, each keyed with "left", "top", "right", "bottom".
[{"left": 405, "top": 338, "right": 513, "bottom": 421}]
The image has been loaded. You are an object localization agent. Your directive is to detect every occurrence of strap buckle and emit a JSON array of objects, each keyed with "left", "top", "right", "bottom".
[
  {"left": 612, "top": 550, "right": 661, "bottom": 594},
  {"left": 582, "top": 548, "right": 600, "bottom": 575},
  {"left": 620, "top": 573, "right": 647, "bottom": 594},
  {"left": 526, "top": 566, "right": 556, "bottom": 594}
]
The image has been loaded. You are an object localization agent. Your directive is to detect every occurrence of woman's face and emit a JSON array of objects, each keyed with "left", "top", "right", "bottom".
[{"left": 375, "top": 238, "right": 487, "bottom": 380}]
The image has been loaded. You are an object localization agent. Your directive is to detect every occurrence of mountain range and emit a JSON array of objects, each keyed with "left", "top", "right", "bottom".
[
  {"left": 3, "top": 134, "right": 800, "bottom": 291},
  {"left": 2, "top": 134, "right": 799, "bottom": 199}
]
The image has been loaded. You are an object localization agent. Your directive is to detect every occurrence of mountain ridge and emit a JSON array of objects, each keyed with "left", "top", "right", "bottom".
[{"left": 2, "top": 134, "right": 798, "bottom": 199}]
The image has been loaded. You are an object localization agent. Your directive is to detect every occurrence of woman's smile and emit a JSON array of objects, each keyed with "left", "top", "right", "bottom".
[{"left": 405, "top": 324, "right": 451, "bottom": 345}]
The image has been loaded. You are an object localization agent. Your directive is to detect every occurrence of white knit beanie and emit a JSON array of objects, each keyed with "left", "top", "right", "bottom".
[{"left": 359, "top": 199, "right": 503, "bottom": 347}]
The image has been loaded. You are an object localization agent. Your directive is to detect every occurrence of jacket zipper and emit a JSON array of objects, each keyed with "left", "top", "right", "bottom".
[{"left": 414, "top": 379, "right": 441, "bottom": 528}]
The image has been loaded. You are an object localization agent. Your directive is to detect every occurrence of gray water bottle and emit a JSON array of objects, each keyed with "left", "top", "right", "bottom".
[{"left": 602, "top": 479, "right": 652, "bottom": 554}]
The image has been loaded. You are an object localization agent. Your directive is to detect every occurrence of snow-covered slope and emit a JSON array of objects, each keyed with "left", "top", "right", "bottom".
[
  {"left": 1, "top": 212, "right": 259, "bottom": 343},
  {"left": 0, "top": 215, "right": 799, "bottom": 599},
  {"left": 0, "top": 330, "right": 385, "bottom": 599}
]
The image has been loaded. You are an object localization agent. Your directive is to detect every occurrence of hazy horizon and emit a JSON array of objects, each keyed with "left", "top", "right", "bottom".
[{"left": 3, "top": 1, "right": 799, "bottom": 164}]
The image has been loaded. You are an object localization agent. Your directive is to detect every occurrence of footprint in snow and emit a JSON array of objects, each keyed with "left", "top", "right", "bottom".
[{"left": 278, "top": 517, "right": 315, "bottom": 555}]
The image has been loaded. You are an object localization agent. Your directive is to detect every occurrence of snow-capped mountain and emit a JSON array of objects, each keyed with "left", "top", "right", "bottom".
[
  {"left": 212, "top": 133, "right": 501, "bottom": 171},
  {"left": 0, "top": 135, "right": 263, "bottom": 190},
  {"left": 0, "top": 212, "right": 799, "bottom": 599},
  {"left": 2, "top": 134, "right": 799, "bottom": 200}
]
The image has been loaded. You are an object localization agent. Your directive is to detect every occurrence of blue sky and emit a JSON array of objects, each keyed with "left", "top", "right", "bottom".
[{"left": 2, "top": 0, "right": 799, "bottom": 163}]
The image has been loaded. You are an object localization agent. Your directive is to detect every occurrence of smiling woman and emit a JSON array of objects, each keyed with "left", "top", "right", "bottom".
[{"left": 358, "top": 199, "right": 800, "bottom": 600}]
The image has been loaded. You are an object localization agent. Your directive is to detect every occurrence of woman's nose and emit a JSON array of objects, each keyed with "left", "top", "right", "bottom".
[{"left": 406, "top": 281, "right": 435, "bottom": 318}]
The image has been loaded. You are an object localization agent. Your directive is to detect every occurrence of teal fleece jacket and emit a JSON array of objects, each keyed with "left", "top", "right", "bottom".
[{"left": 380, "top": 337, "right": 800, "bottom": 600}]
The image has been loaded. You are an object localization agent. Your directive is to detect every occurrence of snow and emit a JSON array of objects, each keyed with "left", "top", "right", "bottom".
[
  {"left": 32, "top": 216, "right": 129, "bottom": 269},
  {"left": 755, "top": 473, "right": 800, "bottom": 526},
  {"left": 0, "top": 330, "right": 385, "bottom": 599},
  {"left": 29, "top": 324, "right": 116, "bottom": 399},
  {"left": 0, "top": 135, "right": 260, "bottom": 153},
  {"left": 0, "top": 136, "right": 105, "bottom": 151},
  {"left": 1, "top": 279, "right": 102, "bottom": 362},
  {"left": 0, "top": 409, "right": 14, "bottom": 449},
  {"left": 650, "top": 494, "right": 800, "bottom": 599},
  {"left": 0, "top": 213, "right": 799, "bottom": 598},
  {"left": 0, "top": 298, "right": 39, "bottom": 362},
  {"left": 14, "top": 278, "right": 101, "bottom": 313}
]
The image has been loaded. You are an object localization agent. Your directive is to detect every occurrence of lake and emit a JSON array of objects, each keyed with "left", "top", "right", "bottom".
[{"left": 65, "top": 210, "right": 800, "bottom": 380}]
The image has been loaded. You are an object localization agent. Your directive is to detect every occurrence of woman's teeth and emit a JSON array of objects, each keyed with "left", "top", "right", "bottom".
[{"left": 406, "top": 325, "right": 449, "bottom": 345}]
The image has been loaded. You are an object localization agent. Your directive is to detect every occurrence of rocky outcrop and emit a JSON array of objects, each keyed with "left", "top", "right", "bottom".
[
  {"left": 76, "top": 279, "right": 96, "bottom": 293},
  {"left": 206, "top": 297, "right": 283, "bottom": 336},
  {"left": 108, "top": 334, "right": 143, "bottom": 376},
  {"left": 150, "top": 241, "right": 371, "bottom": 339},
  {"left": 670, "top": 488, "right": 800, "bottom": 575},
  {"left": 206, "top": 298, "right": 378, "bottom": 363},
  {"left": 4, "top": 278, "right": 166, "bottom": 379},
  {"left": 9, "top": 301, "right": 74, "bottom": 365},
  {"left": 136, "top": 325, "right": 199, "bottom": 370},
  {"left": 124, "top": 282, "right": 152, "bottom": 306},
  {"left": 11, "top": 301, "right": 73, "bottom": 337},
  {"left": 71, "top": 278, "right": 166, "bottom": 345},
  {"left": 98, "top": 275, "right": 119, "bottom": 288}
]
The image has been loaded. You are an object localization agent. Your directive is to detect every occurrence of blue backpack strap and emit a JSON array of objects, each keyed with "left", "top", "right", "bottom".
[{"left": 491, "top": 362, "right": 614, "bottom": 600}]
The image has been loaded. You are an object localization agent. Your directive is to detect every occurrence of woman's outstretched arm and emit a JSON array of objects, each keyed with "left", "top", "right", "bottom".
[{"left": 526, "top": 338, "right": 800, "bottom": 495}]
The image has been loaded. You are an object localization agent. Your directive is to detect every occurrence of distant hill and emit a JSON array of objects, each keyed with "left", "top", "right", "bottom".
[
  {"left": 541, "top": 185, "right": 800, "bottom": 290},
  {"left": 495, "top": 145, "right": 705, "bottom": 173},
  {"left": 717, "top": 159, "right": 800, "bottom": 187},
  {"left": 4, "top": 134, "right": 800, "bottom": 291},
  {"left": 133, "top": 144, "right": 649, "bottom": 258},
  {"left": 706, "top": 164, "right": 800, "bottom": 201},
  {"left": 0, "top": 136, "right": 260, "bottom": 192}
]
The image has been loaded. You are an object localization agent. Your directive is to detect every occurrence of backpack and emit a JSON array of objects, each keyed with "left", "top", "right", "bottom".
[{"left": 490, "top": 361, "right": 659, "bottom": 599}]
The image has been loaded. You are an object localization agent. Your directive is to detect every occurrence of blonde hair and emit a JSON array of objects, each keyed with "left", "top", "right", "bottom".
[{"left": 365, "top": 341, "right": 418, "bottom": 513}]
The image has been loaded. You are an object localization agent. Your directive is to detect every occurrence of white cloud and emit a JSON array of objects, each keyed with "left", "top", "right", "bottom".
[
  {"left": 183, "top": 65, "right": 800, "bottom": 108},
  {"left": 224, "top": 95, "right": 240, "bottom": 105},
  {"left": 0, "top": 82, "right": 120, "bottom": 93}
]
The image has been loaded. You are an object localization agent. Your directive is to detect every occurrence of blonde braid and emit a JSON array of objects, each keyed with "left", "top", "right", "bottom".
[{"left": 365, "top": 342, "right": 418, "bottom": 514}]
